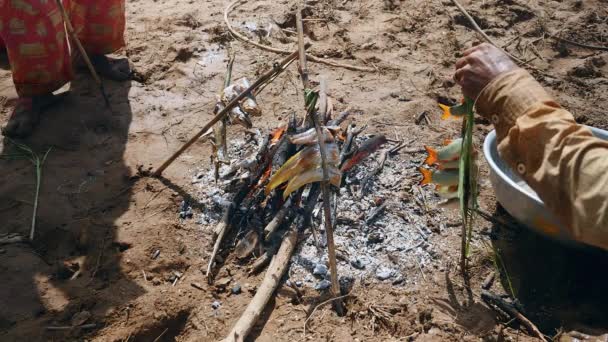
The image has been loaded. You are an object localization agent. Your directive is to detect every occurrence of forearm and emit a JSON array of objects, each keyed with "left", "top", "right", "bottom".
[{"left": 477, "top": 69, "right": 608, "bottom": 250}]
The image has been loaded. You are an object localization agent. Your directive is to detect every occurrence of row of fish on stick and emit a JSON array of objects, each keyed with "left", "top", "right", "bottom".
[{"left": 419, "top": 100, "right": 476, "bottom": 200}]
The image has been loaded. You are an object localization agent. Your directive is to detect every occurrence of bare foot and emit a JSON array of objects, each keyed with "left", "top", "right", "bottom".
[
  {"left": 90, "top": 55, "right": 131, "bottom": 82},
  {"left": 1, "top": 94, "right": 65, "bottom": 138}
]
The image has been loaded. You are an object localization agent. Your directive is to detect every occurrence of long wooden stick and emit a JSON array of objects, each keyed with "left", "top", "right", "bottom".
[
  {"left": 153, "top": 47, "right": 304, "bottom": 177},
  {"left": 296, "top": 9, "right": 309, "bottom": 90},
  {"left": 55, "top": 0, "right": 110, "bottom": 107},
  {"left": 296, "top": 7, "right": 344, "bottom": 316},
  {"left": 314, "top": 79, "right": 344, "bottom": 316},
  {"left": 223, "top": 225, "right": 299, "bottom": 342},
  {"left": 449, "top": 0, "right": 526, "bottom": 66}
]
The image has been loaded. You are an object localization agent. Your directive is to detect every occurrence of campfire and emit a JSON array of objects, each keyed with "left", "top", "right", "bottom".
[{"left": 151, "top": 6, "right": 473, "bottom": 341}]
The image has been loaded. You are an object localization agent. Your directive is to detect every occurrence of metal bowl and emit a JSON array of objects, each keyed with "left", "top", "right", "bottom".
[{"left": 483, "top": 126, "right": 608, "bottom": 240}]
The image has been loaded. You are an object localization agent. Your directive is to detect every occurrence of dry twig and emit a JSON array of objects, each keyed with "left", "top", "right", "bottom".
[
  {"left": 481, "top": 290, "right": 548, "bottom": 341},
  {"left": 224, "top": 0, "right": 376, "bottom": 72},
  {"left": 449, "top": 0, "right": 526, "bottom": 65}
]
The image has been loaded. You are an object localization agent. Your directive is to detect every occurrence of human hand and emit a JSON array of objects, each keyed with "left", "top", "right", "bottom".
[{"left": 454, "top": 43, "right": 518, "bottom": 100}]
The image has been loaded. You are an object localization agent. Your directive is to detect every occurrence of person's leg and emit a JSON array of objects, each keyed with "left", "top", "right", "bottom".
[
  {"left": 68, "top": 0, "right": 130, "bottom": 81},
  {"left": 0, "top": 0, "right": 72, "bottom": 137}
]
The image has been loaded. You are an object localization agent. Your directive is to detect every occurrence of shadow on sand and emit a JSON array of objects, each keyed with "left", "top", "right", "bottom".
[
  {"left": 0, "top": 66, "right": 145, "bottom": 339},
  {"left": 490, "top": 205, "right": 608, "bottom": 336}
]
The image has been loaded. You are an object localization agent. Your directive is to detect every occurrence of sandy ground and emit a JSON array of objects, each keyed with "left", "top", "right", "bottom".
[{"left": 1, "top": 0, "right": 608, "bottom": 341}]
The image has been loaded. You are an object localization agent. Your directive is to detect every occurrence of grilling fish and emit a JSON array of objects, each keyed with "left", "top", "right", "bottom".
[
  {"left": 283, "top": 166, "right": 341, "bottom": 199},
  {"left": 265, "top": 143, "right": 340, "bottom": 195},
  {"left": 289, "top": 126, "right": 339, "bottom": 146},
  {"left": 424, "top": 138, "right": 462, "bottom": 166},
  {"left": 437, "top": 159, "right": 460, "bottom": 170},
  {"left": 419, "top": 167, "right": 459, "bottom": 186},
  {"left": 221, "top": 78, "right": 261, "bottom": 128}
]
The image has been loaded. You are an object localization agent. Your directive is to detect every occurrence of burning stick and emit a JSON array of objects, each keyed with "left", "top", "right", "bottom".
[
  {"left": 249, "top": 194, "right": 299, "bottom": 275},
  {"left": 341, "top": 135, "right": 388, "bottom": 172},
  {"left": 153, "top": 45, "right": 308, "bottom": 177},
  {"left": 206, "top": 131, "right": 289, "bottom": 282}
]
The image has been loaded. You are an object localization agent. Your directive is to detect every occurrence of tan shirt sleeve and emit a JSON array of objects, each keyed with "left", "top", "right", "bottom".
[{"left": 476, "top": 68, "right": 608, "bottom": 250}]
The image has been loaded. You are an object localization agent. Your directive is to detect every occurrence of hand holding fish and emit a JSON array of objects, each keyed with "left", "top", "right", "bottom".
[{"left": 454, "top": 43, "right": 518, "bottom": 100}]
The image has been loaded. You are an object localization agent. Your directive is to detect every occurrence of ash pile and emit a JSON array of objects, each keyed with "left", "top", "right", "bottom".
[{"left": 192, "top": 117, "right": 450, "bottom": 292}]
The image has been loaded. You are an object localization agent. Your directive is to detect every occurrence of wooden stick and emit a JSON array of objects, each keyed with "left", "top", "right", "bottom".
[
  {"left": 295, "top": 6, "right": 343, "bottom": 315},
  {"left": 223, "top": 0, "right": 376, "bottom": 72},
  {"left": 296, "top": 8, "right": 309, "bottom": 90},
  {"left": 313, "top": 78, "right": 344, "bottom": 316},
  {"left": 550, "top": 34, "right": 608, "bottom": 51},
  {"left": 264, "top": 197, "right": 294, "bottom": 239},
  {"left": 55, "top": 0, "right": 110, "bottom": 107},
  {"left": 449, "top": 0, "right": 526, "bottom": 66},
  {"left": 223, "top": 225, "right": 299, "bottom": 342},
  {"left": 481, "top": 290, "right": 548, "bottom": 341},
  {"left": 206, "top": 133, "right": 285, "bottom": 282},
  {"left": 153, "top": 47, "right": 304, "bottom": 177}
]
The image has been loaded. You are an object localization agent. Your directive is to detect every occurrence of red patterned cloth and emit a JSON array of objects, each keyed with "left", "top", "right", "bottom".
[{"left": 0, "top": 0, "right": 125, "bottom": 97}]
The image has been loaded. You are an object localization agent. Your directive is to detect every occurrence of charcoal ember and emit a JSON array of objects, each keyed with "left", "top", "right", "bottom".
[
  {"left": 339, "top": 276, "right": 355, "bottom": 294},
  {"left": 314, "top": 280, "right": 331, "bottom": 291},
  {"left": 294, "top": 256, "right": 316, "bottom": 273},
  {"left": 179, "top": 200, "right": 193, "bottom": 219},
  {"left": 367, "top": 231, "right": 385, "bottom": 244},
  {"left": 350, "top": 258, "right": 365, "bottom": 270},
  {"left": 312, "top": 263, "right": 328, "bottom": 278}
]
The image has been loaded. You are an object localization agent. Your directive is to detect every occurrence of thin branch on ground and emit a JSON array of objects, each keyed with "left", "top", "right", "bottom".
[{"left": 224, "top": 0, "right": 376, "bottom": 72}]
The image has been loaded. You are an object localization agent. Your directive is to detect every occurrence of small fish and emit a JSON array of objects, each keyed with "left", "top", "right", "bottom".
[
  {"left": 438, "top": 98, "right": 473, "bottom": 120},
  {"left": 436, "top": 185, "right": 459, "bottom": 199},
  {"left": 221, "top": 78, "right": 261, "bottom": 128},
  {"left": 229, "top": 106, "right": 253, "bottom": 128},
  {"left": 289, "top": 126, "right": 338, "bottom": 146},
  {"left": 266, "top": 143, "right": 339, "bottom": 195},
  {"left": 341, "top": 135, "right": 388, "bottom": 172},
  {"left": 283, "top": 166, "right": 341, "bottom": 199},
  {"left": 419, "top": 167, "right": 459, "bottom": 186},
  {"left": 424, "top": 138, "right": 462, "bottom": 166},
  {"left": 437, "top": 159, "right": 460, "bottom": 170}
]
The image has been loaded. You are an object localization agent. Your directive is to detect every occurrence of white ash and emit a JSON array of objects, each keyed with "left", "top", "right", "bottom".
[
  {"left": 191, "top": 133, "right": 261, "bottom": 228},
  {"left": 288, "top": 143, "right": 454, "bottom": 290},
  {"left": 190, "top": 132, "right": 455, "bottom": 289}
]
